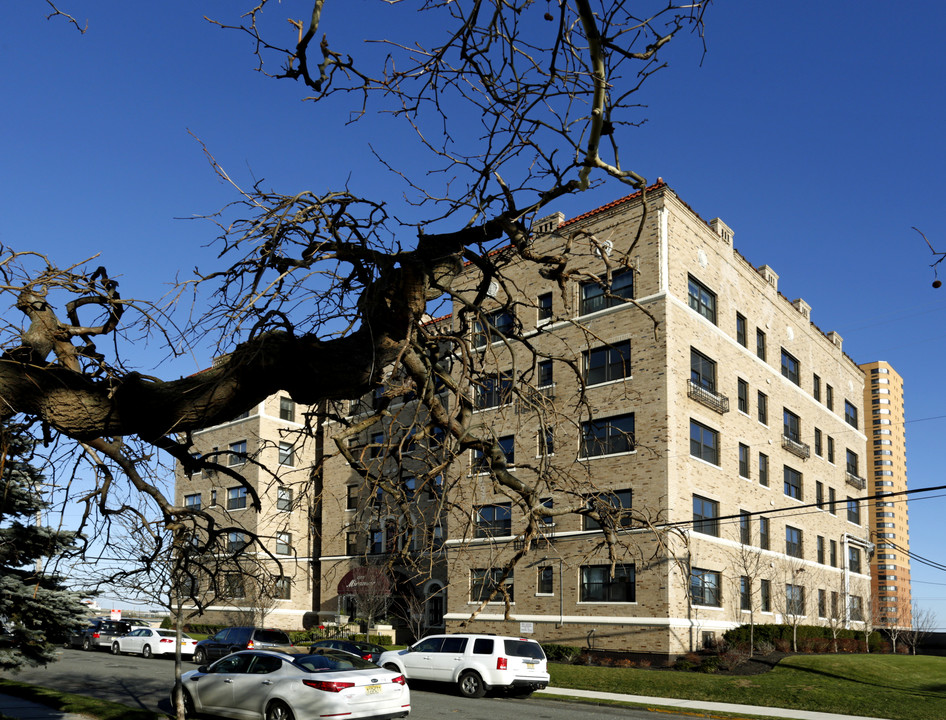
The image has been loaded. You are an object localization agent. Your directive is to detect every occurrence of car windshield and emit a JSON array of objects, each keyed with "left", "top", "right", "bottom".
[
  {"left": 296, "top": 650, "right": 378, "bottom": 672},
  {"left": 503, "top": 639, "right": 545, "bottom": 660}
]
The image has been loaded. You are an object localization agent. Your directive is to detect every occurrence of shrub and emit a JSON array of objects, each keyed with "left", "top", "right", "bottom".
[
  {"left": 698, "top": 656, "right": 720, "bottom": 673},
  {"left": 673, "top": 658, "right": 696, "bottom": 671},
  {"left": 754, "top": 640, "right": 775, "bottom": 655},
  {"left": 718, "top": 647, "right": 750, "bottom": 671},
  {"left": 637, "top": 659, "right": 652, "bottom": 668},
  {"left": 541, "top": 644, "right": 583, "bottom": 663}
]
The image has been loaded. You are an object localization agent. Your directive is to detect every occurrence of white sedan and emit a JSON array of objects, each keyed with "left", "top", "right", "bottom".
[
  {"left": 111, "top": 627, "right": 198, "bottom": 658},
  {"left": 174, "top": 649, "right": 410, "bottom": 720}
]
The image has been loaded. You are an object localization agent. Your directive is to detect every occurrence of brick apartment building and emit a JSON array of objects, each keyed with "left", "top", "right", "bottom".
[{"left": 176, "top": 183, "right": 879, "bottom": 654}]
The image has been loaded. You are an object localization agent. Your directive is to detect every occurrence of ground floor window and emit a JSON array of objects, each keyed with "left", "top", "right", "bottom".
[
  {"left": 690, "top": 568, "right": 721, "bottom": 607},
  {"left": 579, "top": 564, "right": 635, "bottom": 602}
]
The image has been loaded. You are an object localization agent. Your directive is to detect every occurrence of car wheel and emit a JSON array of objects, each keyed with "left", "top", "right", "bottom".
[
  {"left": 111, "top": 642, "right": 120, "bottom": 655},
  {"left": 458, "top": 671, "right": 487, "bottom": 698},
  {"left": 82, "top": 637, "right": 92, "bottom": 651},
  {"left": 193, "top": 648, "right": 206, "bottom": 665},
  {"left": 265, "top": 700, "right": 295, "bottom": 720},
  {"left": 142, "top": 644, "right": 152, "bottom": 659},
  {"left": 174, "top": 689, "right": 195, "bottom": 718}
]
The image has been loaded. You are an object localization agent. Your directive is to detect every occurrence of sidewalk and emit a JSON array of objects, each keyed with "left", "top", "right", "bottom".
[
  {"left": 0, "top": 687, "right": 893, "bottom": 720},
  {"left": 536, "top": 686, "right": 890, "bottom": 720}
]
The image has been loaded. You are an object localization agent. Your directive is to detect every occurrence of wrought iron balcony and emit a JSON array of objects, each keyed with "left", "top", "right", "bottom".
[
  {"left": 846, "top": 471, "right": 867, "bottom": 490},
  {"left": 687, "top": 379, "right": 730, "bottom": 414},
  {"left": 781, "top": 435, "right": 810, "bottom": 459},
  {"left": 516, "top": 383, "right": 556, "bottom": 414}
]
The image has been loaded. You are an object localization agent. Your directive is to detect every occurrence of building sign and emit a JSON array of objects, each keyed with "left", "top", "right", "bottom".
[
  {"left": 519, "top": 621, "right": 534, "bottom": 634},
  {"left": 337, "top": 567, "right": 391, "bottom": 596}
]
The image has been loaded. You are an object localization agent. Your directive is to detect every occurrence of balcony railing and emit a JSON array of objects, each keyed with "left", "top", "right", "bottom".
[
  {"left": 687, "top": 379, "right": 730, "bottom": 414},
  {"left": 516, "top": 383, "right": 556, "bottom": 414},
  {"left": 846, "top": 472, "right": 867, "bottom": 490},
  {"left": 782, "top": 435, "right": 811, "bottom": 459}
]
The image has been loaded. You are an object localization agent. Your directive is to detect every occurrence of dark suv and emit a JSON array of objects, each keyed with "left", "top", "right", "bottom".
[
  {"left": 192, "top": 627, "right": 292, "bottom": 665},
  {"left": 66, "top": 619, "right": 132, "bottom": 651}
]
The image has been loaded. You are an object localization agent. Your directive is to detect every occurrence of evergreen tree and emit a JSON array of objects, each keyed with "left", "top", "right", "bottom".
[{"left": 0, "top": 423, "right": 86, "bottom": 671}]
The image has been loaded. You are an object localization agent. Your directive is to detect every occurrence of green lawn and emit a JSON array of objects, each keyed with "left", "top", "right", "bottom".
[
  {"left": 0, "top": 678, "right": 162, "bottom": 720},
  {"left": 550, "top": 654, "right": 946, "bottom": 720}
]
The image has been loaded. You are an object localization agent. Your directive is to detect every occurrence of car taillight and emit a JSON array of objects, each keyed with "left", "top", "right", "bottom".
[
  {"left": 362, "top": 653, "right": 373, "bottom": 661},
  {"left": 391, "top": 675, "right": 406, "bottom": 685},
  {"left": 92, "top": 633, "right": 100, "bottom": 639},
  {"left": 160, "top": 639, "right": 174, "bottom": 643},
  {"left": 303, "top": 679, "right": 355, "bottom": 692},
  {"left": 496, "top": 657, "right": 507, "bottom": 671}
]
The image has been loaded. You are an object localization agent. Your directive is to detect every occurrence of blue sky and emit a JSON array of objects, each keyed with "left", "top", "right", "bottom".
[{"left": 5, "top": 2, "right": 946, "bottom": 624}]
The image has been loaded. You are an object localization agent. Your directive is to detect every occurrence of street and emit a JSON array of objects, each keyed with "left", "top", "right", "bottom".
[{"left": 1, "top": 648, "right": 697, "bottom": 720}]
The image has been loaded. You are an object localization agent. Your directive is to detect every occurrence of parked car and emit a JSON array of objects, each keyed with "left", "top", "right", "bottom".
[
  {"left": 175, "top": 649, "right": 410, "bottom": 720},
  {"left": 377, "top": 634, "right": 549, "bottom": 698},
  {"left": 65, "top": 619, "right": 132, "bottom": 651},
  {"left": 192, "top": 627, "right": 293, "bottom": 665},
  {"left": 308, "top": 639, "right": 387, "bottom": 663},
  {"left": 111, "top": 627, "right": 198, "bottom": 658}
]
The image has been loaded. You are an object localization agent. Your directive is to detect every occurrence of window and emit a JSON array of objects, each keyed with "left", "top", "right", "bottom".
[
  {"left": 759, "top": 453, "right": 769, "bottom": 486},
  {"left": 370, "top": 528, "right": 383, "bottom": 554},
  {"left": 473, "top": 309, "right": 515, "bottom": 347},
  {"left": 184, "top": 493, "right": 201, "bottom": 510},
  {"left": 818, "top": 589, "right": 827, "bottom": 618},
  {"left": 228, "top": 440, "right": 247, "bottom": 466},
  {"left": 583, "top": 489, "right": 632, "bottom": 530},
  {"left": 279, "top": 397, "right": 295, "bottom": 422},
  {"left": 817, "top": 535, "right": 825, "bottom": 564},
  {"left": 781, "top": 350, "right": 800, "bottom": 385},
  {"left": 737, "top": 379, "right": 749, "bottom": 413},
  {"left": 828, "top": 486, "right": 837, "bottom": 515},
  {"left": 784, "top": 466, "right": 802, "bottom": 500},
  {"left": 847, "top": 497, "right": 861, "bottom": 525},
  {"left": 693, "top": 495, "right": 719, "bottom": 537},
  {"left": 757, "top": 391, "right": 768, "bottom": 424},
  {"left": 346, "top": 485, "right": 359, "bottom": 510},
  {"left": 756, "top": 329, "right": 767, "bottom": 361},
  {"left": 538, "top": 428, "right": 555, "bottom": 456},
  {"left": 537, "top": 566, "right": 554, "bottom": 595},
  {"left": 813, "top": 374, "right": 821, "bottom": 402},
  {"left": 786, "top": 584, "right": 805, "bottom": 616},
  {"left": 471, "top": 568, "right": 513, "bottom": 602},
  {"left": 473, "top": 435, "right": 515, "bottom": 473},
  {"left": 278, "top": 441, "right": 295, "bottom": 467},
  {"left": 475, "top": 372, "right": 513, "bottom": 409},
  {"left": 690, "top": 568, "right": 721, "bottom": 607},
  {"left": 849, "top": 547, "right": 862, "bottom": 574},
  {"left": 690, "top": 349, "right": 717, "bottom": 391},
  {"left": 783, "top": 408, "right": 801, "bottom": 443},
  {"left": 687, "top": 276, "right": 717, "bottom": 324},
  {"left": 690, "top": 420, "right": 719, "bottom": 465},
  {"left": 537, "top": 292, "right": 553, "bottom": 322},
  {"left": 739, "top": 444, "right": 750, "bottom": 478},
  {"left": 223, "top": 574, "right": 244, "bottom": 599},
  {"left": 346, "top": 532, "right": 358, "bottom": 555},
  {"left": 739, "top": 511, "right": 751, "bottom": 544},
  {"left": 760, "top": 578, "right": 771, "bottom": 612},
  {"left": 740, "top": 576, "right": 751, "bottom": 611},
  {"left": 580, "top": 269, "right": 634, "bottom": 315},
  {"left": 581, "top": 413, "right": 635, "bottom": 457},
  {"left": 584, "top": 340, "right": 631, "bottom": 385},
  {"left": 210, "top": 489, "right": 217, "bottom": 506},
  {"left": 538, "top": 359, "right": 553, "bottom": 387},
  {"left": 759, "top": 516, "right": 770, "bottom": 550},
  {"left": 845, "top": 400, "right": 859, "bottom": 429},
  {"left": 814, "top": 428, "right": 823, "bottom": 456},
  {"left": 846, "top": 450, "right": 859, "bottom": 476},
  {"left": 274, "top": 576, "right": 291, "bottom": 600},
  {"left": 277, "top": 487, "right": 293, "bottom": 512},
  {"left": 827, "top": 436, "right": 835, "bottom": 463},
  {"left": 849, "top": 595, "right": 864, "bottom": 622},
  {"left": 830, "top": 539, "right": 838, "bottom": 567},
  {"left": 580, "top": 564, "right": 635, "bottom": 602},
  {"left": 736, "top": 313, "right": 747, "bottom": 347},
  {"left": 474, "top": 503, "right": 512, "bottom": 537},
  {"left": 539, "top": 497, "right": 555, "bottom": 526},
  {"left": 275, "top": 532, "right": 291, "bottom": 555},
  {"left": 826, "top": 384, "right": 834, "bottom": 411},
  {"left": 227, "top": 486, "right": 247, "bottom": 510},
  {"left": 227, "top": 532, "right": 248, "bottom": 553},
  {"left": 816, "top": 481, "right": 824, "bottom": 508},
  {"left": 786, "top": 526, "right": 803, "bottom": 558}
]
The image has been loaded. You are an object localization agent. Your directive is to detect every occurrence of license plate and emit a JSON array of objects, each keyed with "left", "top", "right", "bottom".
[
  {"left": 524, "top": 662, "right": 535, "bottom": 669},
  {"left": 365, "top": 685, "right": 382, "bottom": 695}
]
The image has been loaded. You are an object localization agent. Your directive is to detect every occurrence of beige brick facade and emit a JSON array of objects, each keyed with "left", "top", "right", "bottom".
[{"left": 175, "top": 184, "right": 874, "bottom": 655}]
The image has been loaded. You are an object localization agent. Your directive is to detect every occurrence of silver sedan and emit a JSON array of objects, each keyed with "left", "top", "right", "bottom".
[{"left": 174, "top": 649, "right": 411, "bottom": 720}]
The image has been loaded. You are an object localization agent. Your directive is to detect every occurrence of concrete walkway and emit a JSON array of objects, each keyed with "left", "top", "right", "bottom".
[{"left": 0, "top": 687, "right": 893, "bottom": 720}]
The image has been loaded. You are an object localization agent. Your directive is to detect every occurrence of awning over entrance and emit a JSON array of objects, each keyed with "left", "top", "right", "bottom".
[{"left": 336, "top": 566, "right": 391, "bottom": 595}]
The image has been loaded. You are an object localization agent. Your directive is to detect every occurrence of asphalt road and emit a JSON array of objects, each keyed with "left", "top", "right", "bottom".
[{"left": 2, "top": 648, "right": 696, "bottom": 720}]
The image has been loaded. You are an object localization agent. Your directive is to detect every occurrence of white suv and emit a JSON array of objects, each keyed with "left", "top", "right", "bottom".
[{"left": 377, "top": 634, "right": 549, "bottom": 698}]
